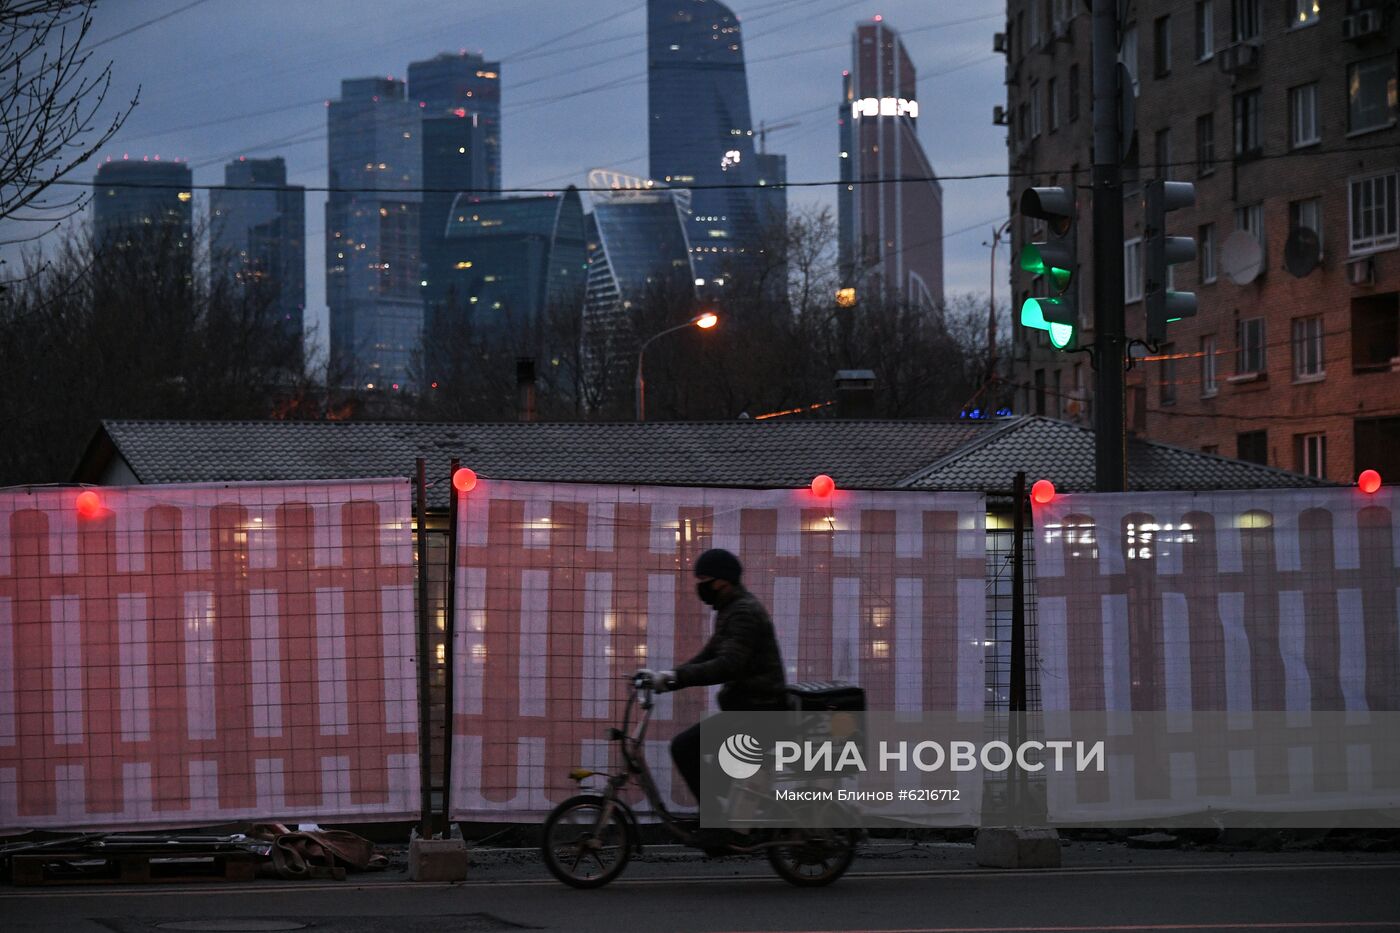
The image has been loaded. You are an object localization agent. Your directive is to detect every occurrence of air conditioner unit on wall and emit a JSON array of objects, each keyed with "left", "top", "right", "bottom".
[
  {"left": 1342, "top": 9, "right": 1382, "bottom": 40},
  {"left": 994, "top": 31, "right": 1008, "bottom": 53},
  {"left": 1347, "top": 256, "right": 1376, "bottom": 286},
  {"left": 993, "top": 105, "right": 1008, "bottom": 125},
  {"left": 1217, "top": 42, "right": 1260, "bottom": 74}
]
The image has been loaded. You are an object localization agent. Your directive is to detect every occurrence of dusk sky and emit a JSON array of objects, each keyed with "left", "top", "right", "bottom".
[{"left": 15, "top": 0, "right": 1010, "bottom": 359}]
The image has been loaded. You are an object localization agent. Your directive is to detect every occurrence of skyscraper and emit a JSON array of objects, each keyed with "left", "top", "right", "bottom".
[
  {"left": 409, "top": 52, "right": 499, "bottom": 337},
  {"left": 583, "top": 170, "right": 696, "bottom": 395},
  {"left": 647, "top": 0, "right": 760, "bottom": 290},
  {"left": 92, "top": 159, "right": 193, "bottom": 263},
  {"left": 407, "top": 52, "right": 501, "bottom": 193},
  {"left": 437, "top": 187, "right": 586, "bottom": 335},
  {"left": 326, "top": 77, "right": 422, "bottom": 390},
  {"left": 839, "top": 17, "right": 944, "bottom": 308},
  {"left": 210, "top": 157, "right": 306, "bottom": 346}
]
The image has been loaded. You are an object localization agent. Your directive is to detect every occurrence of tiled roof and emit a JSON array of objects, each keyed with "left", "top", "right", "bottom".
[
  {"left": 901, "top": 416, "right": 1329, "bottom": 493},
  {"left": 79, "top": 416, "right": 1327, "bottom": 509},
  {"left": 85, "top": 418, "right": 994, "bottom": 509}
]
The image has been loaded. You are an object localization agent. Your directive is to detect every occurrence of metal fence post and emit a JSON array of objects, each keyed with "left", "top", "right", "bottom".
[
  {"left": 1010, "top": 471, "right": 1028, "bottom": 815},
  {"left": 415, "top": 458, "right": 433, "bottom": 838},
  {"left": 441, "top": 457, "right": 460, "bottom": 836}
]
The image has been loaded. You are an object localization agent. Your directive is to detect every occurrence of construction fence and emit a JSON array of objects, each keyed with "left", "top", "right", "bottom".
[{"left": 2, "top": 476, "right": 1397, "bottom": 833}]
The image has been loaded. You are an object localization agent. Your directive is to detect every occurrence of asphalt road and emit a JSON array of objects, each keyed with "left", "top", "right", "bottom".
[{"left": 3, "top": 845, "right": 1399, "bottom": 933}]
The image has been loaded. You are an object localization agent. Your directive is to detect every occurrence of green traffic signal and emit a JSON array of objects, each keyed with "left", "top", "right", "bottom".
[
  {"left": 1019, "top": 244, "right": 1073, "bottom": 291},
  {"left": 1021, "top": 297, "right": 1075, "bottom": 349}
]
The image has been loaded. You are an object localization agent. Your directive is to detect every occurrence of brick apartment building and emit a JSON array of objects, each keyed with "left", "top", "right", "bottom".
[{"left": 1004, "top": 0, "right": 1399, "bottom": 483}]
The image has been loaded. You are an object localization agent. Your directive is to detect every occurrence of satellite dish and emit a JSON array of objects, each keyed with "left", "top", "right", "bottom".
[
  {"left": 1284, "top": 226, "right": 1321, "bottom": 278},
  {"left": 1222, "top": 230, "right": 1264, "bottom": 285}
]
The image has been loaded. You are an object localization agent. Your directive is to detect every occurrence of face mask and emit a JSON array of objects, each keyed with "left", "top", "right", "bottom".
[{"left": 696, "top": 580, "right": 721, "bottom": 606}]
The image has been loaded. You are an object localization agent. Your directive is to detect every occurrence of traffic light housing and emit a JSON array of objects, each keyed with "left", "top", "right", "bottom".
[
  {"left": 1018, "top": 186, "right": 1079, "bottom": 350},
  {"left": 1145, "top": 179, "right": 1198, "bottom": 344}
]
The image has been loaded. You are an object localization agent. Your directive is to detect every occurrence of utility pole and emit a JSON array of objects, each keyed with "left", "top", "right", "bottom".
[{"left": 1091, "top": 0, "right": 1127, "bottom": 492}]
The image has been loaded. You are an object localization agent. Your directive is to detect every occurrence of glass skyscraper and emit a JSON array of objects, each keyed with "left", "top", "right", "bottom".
[
  {"left": 438, "top": 187, "right": 586, "bottom": 335},
  {"left": 210, "top": 157, "right": 306, "bottom": 347},
  {"left": 839, "top": 17, "right": 945, "bottom": 309},
  {"left": 408, "top": 53, "right": 500, "bottom": 340},
  {"left": 583, "top": 171, "right": 696, "bottom": 393},
  {"left": 92, "top": 159, "right": 193, "bottom": 264},
  {"left": 647, "top": 0, "right": 761, "bottom": 290},
  {"left": 326, "top": 77, "right": 423, "bottom": 390}
]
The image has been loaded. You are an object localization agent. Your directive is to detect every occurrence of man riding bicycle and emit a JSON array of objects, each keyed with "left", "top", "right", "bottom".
[{"left": 646, "top": 547, "right": 788, "bottom": 811}]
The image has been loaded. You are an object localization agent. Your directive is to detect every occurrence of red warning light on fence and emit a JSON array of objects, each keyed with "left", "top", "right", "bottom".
[
  {"left": 452, "top": 467, "right": 478, "bottom": 494},
  {"left": 76, "top": 490, "right": 103, "bottom": 518},
  {"left": 1031, "top": 479, "right": 1056, "bottom": 505},
  {"left": 1358, "top": 469, "right": 1382, "bottom": 494},
  {"left": 810, "top": 474, "right": 835, "bottom": 498}
]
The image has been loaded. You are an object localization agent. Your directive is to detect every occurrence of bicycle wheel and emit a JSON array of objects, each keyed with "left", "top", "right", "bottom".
[
  {"left": 540, "top": 794, "right": 633, "bottom": 889},
  {"left": 766, "top": 828, "right": 857, "bottom": 887}
]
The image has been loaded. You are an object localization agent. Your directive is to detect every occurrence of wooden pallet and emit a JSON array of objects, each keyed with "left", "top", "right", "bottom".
[{"left": 10, "top": 848, "right": 258, "bottom": 886}]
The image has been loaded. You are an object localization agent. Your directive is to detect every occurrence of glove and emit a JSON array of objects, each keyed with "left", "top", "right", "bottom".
[{"left": 652, "top": 670, "right": 678, "bottom": 693}]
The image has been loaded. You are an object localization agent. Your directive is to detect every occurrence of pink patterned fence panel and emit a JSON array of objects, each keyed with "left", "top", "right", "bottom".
[
  {"left": 1032, "top": 488, "right": 1400, "bottom": 822},
  {"left": 0, "top": 481, "right": 419, "bottom": 834},
  {"left": 451, "top": 480, "right": 987, "bottom": 822}
]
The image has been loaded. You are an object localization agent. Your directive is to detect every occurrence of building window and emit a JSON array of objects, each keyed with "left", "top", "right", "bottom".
[
  {"left": 1351, "top": 293, "right": 1400, "bottom": 372},
  {"left": 1195, "top": 0, "right": 1215, "bottom": 60},
  {"left": 1236, "top": 202, "right": 1265, "bottom": 250},
  {"left": 1237, "top": 430, "right": 1268, "bottom": 465},
  {"left": 1291, "top": 0, "right": 1319, "bottom": 27},
  {"left": 1153, "top": 15, "right": 1172, "bottom": 77},
  {"left": 1355, "top": 416, "right": 1400, "bottom": 483},
  {"left": 1290, "top": 197, "right": 1324, "bottom": 256},
  {"left": 1233, "top": 89, "right": 1261, "bottom": 158},
  {"left": 1199, "top": 223, "right": 1218, "bottom": 283},
  {"left": 1029, "top": 0, "right": 1042, "bottom": 47},
  {"left": 1201, "top": 335, "right": 1219, "bottom": 396},
  {"left": 1289, "top": 83, "right": 1320, "bottom": 148},
  {"left": 1349, "top": 172, "right": 1399, "bottom": 254},
  {"left": 1231, "top": 0, "right": 1260, "bottom": 41},
  {"left": 1154, "top": 128, "right": 1172, "bottom": 179},
  {"left": 1034, "top": 368, "right": 1047, "bottom": 415},
  {"left": 1349, "top": 57, "right": 1398, "bottom": 134},
  {"left": 1295, "top": 433, "right": 1327, "bottom": 479},
  {"left": 1052, "top": 369, "right": 1063, "bottom": 417},
  {"left": 1030, "top": 81, "right": 1042, "bottom": 137},
  {"left": 1237, "top": 316, "right": 1265, "bottom": 375},
  {"left": 1292, "top": 315, "right": 1324, "bottom": 379},
  {"left": 1068, "top": 64, "right": 1081, "bottom": 121},
  {"left": 1048, "top": 77, "right": 1059, "bottom": 132},
  {"left": 1124, "top": 238, "right": 1143, "bottom": 303},
  {"left": 1159, "top": 343, "right": 1178, "bottom": 405},
  {"left": 1196, "top": 113, "right": 1215, "bottom": 176}
]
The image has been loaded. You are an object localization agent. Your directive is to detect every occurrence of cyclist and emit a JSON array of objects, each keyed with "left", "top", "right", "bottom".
[{"left": 648, "top": 547, "right": 787, "bottom": 816}]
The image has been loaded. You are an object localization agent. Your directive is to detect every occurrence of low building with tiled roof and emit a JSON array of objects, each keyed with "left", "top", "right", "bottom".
[{"left": 73, "top": 417, "right": 1328, "bottom": 509}]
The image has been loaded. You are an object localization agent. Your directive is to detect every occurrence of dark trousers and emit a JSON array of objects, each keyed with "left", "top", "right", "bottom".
[{"left": 669, "top": 718, "right": 706, "bottom": 804}]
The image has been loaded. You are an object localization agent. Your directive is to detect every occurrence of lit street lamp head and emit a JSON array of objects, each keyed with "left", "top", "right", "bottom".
[{"left": 694, "top": 311, "right": 718, "bottom": 329}]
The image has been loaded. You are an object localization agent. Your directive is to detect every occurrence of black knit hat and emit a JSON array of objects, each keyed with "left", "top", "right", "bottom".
[{"left": 694, "top": 548, "right": 742, "bottom": 584}]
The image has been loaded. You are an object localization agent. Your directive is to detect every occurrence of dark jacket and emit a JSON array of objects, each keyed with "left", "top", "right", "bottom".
[{"left": 674, "top": 586, "right": 787, "bottom": 711}]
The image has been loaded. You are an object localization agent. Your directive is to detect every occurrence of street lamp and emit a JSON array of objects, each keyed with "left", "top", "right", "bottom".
[{"left": 635, "top": 311, "right": 719, "bottom": 421}]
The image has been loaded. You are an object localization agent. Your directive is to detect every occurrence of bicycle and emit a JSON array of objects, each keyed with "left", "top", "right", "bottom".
[{"left": 540, "top": 671, "right": 861, "bottom": 888}]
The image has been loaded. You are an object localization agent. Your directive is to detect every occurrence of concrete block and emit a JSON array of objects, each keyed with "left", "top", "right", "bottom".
[
  {"left": 408, "top": 838, "right": 469, "bottom": 882},
  {"left": 975, "top": 826, "right": 1062, "bottom": 868}
]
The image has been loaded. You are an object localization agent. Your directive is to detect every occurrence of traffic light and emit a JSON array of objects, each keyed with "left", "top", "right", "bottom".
[
  {"left": 1144, "top": 179, "right": 1198, "bottom": 344},
  {"left": 1018, "top": 186, "right": 1079, "bottom": 350}
]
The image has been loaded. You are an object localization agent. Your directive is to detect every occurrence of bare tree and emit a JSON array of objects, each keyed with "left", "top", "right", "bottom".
[
  {"left": 1, "top": 1, "right": 137, "bottom": 237},
  {"left": 0, "top": 222, "right": 307, "bottom": 485}
]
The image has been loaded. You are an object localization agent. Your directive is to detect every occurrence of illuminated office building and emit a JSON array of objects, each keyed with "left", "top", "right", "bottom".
[
  {"left": 647, "top": 0, "right": 760, "bottom": 291},
  {"left": 210, "top": 157, "right": 305, "bottom": 346},
  {"left": 839, "top": 17, "right": 945, "bottom": 308},
  {"left": 326, "top": 76, "right": 422, "bottom": 390}
]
